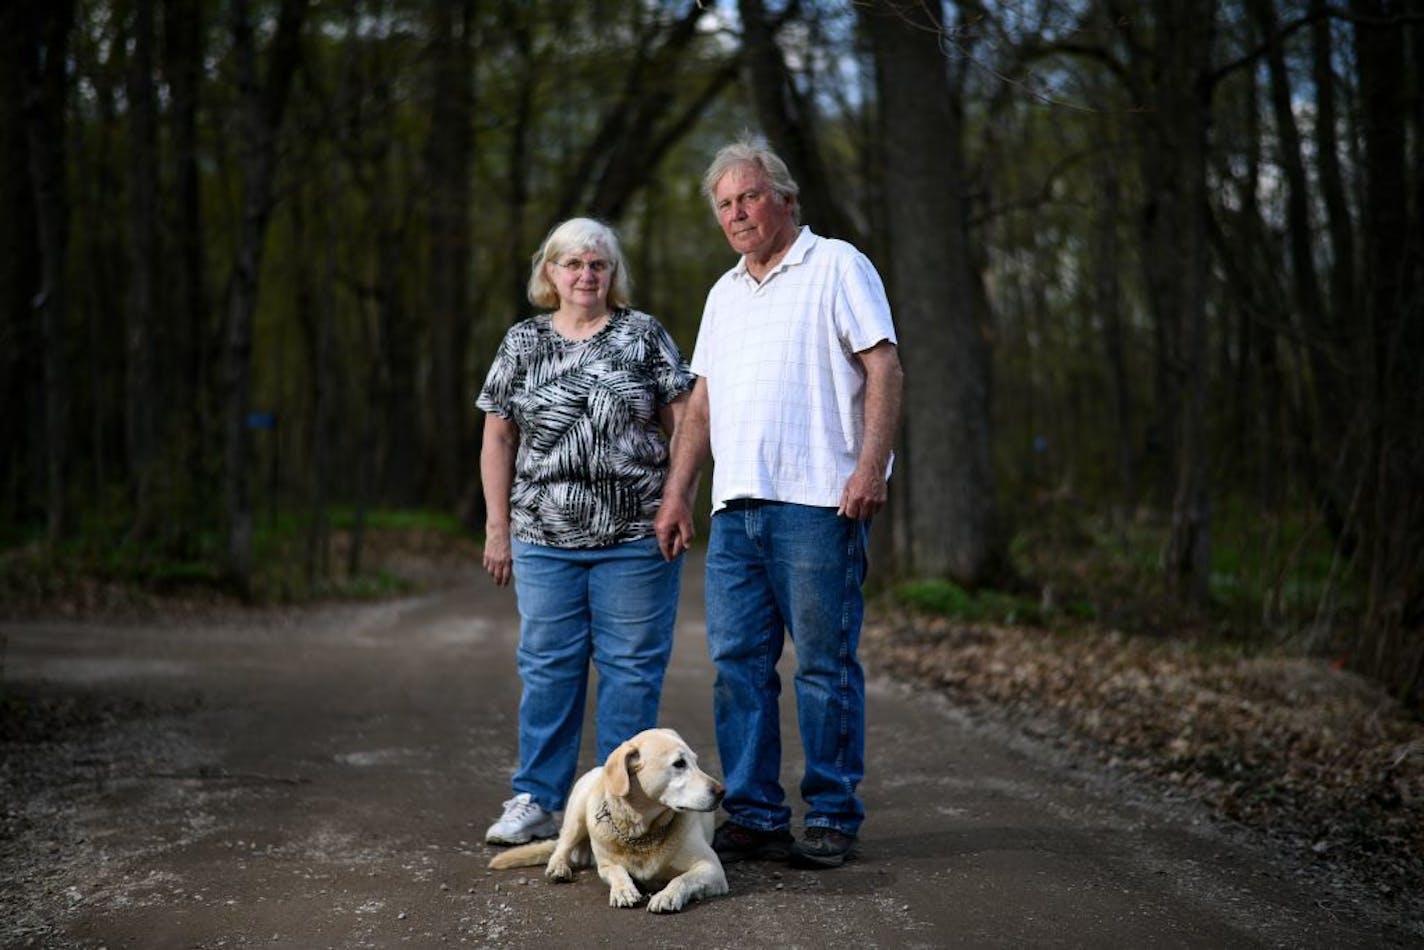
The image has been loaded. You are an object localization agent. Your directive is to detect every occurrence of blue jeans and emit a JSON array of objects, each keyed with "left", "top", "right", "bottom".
[
  {"left": 706, "top": 501, "right": 868, "bottom": 836},
  {"left": 510, "top": 536, "right": 680, "bottom": 811}
]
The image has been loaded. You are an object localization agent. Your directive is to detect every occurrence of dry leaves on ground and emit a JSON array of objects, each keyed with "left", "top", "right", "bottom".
[{"left": 860, "top": 611, "right": 1424, "bottom": 900}]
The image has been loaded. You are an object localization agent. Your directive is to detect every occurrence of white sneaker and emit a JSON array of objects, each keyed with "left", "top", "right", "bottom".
[{"left": 485, "top": 792, "right": 558, "bottom": 845}]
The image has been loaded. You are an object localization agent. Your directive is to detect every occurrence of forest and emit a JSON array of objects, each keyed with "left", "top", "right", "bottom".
[{"left": 2, "top": 0, "right": 1420, "bottom": 709}]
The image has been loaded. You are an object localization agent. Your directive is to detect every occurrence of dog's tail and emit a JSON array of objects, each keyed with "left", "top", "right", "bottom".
[{"left": 487, "top": 838, "right": 557, "bottom": 870}]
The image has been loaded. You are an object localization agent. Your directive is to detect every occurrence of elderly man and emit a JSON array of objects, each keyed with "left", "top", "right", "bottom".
[{"left": 655, "top": 136, "right": 902, "bottom": 869}]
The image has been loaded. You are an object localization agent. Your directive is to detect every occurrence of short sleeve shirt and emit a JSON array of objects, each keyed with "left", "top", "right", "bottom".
[
  {"left": 477, "top": 308, "right": 694, "bottom": 548},
  {"left": 690, "top": 227, "right": 897, "bottom": 512}
]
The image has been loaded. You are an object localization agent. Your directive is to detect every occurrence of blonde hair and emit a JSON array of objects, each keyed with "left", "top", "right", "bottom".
[
  {"left": 701, "top": 134, "right": 801, "bottom": 225},
  {"left": 526, "top": 217, "right": 633, "bottom": 309}
]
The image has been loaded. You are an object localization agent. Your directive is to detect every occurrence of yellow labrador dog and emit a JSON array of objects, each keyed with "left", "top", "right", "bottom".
[{"left": 487, "top": 728, "right": 728, "bottom": 913}]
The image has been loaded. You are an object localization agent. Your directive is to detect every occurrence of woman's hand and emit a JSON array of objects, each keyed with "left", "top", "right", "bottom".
[{"left": 482, "top": 525, "right": 513, "bottom": 586}]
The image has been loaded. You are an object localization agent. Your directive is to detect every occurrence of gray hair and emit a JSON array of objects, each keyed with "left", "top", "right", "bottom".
[
  {"left": 526, "top": 217, "right": 633, "bottom": 309},
  {"left": 701, "top": 134, "right": 801, "bottom": 224}
]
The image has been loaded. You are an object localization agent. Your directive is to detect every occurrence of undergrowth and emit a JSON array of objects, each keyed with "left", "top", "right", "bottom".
[{"left": 0, "top": 508, "right": 469, "bottom": 612}]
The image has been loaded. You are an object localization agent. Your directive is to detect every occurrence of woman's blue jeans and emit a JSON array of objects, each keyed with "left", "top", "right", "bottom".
[
  {"left": 705, "top": 501, "right": 868, "bottom": 836},
  {"left": 510, "top": 536, "right": 680, "bottom": 811}
]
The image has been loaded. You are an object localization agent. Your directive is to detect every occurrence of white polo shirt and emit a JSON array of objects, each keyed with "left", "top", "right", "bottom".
[{"left": 690, "top": 226, "right": 897, "bottom": 512}]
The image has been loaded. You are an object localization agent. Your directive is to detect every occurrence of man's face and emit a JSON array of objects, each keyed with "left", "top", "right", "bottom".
[{"left": 712, "top": 162, "right": 797, "bottom": 261}]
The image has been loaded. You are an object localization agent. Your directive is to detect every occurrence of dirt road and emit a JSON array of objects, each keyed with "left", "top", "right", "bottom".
[{"left": 3, "top": 557, "right": 1420, "bottom": 948}]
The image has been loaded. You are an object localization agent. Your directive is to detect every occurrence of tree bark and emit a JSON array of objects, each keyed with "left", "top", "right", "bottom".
[
  {"left": 1349, "top": 0, "right": 1424, "bottom": 703},
  {"left": 0, "top": 4, "right": 42, "bottom": 528},
  {"left": 551, "top": 1, "right": 740, "bottom": 226},
  {"left": 163, "top": 0, "right": 214, "bottom": 545},
  {"left": 19, "top": 0, "right": 78, "bottom": 543},
  {"left": 126, "top": 0, "right": 162, "bottom": 539},
  {"left": 739, "top": 0, "right": 857, "bottom": 243},
  {"left": 1092, "top": 121, "right": 1136, "bottom": 507},
  {"left": 860, "top": 0, "right": 1003, "bottom": 585},
  {"left": 223, "top": 0, "right": 309, "bottom": 590},
  {"left": 423, "top": 0, "right": 476, "bottom": 509},
  {"left": 1111, "top": 0, "right": 1218, "bottom": 605}
]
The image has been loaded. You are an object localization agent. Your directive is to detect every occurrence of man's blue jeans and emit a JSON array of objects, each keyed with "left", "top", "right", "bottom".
[
  {"left": 706, "top": 501, "right": 868, "bottom": 836},
  {"left": 510, "top": 536, "right": 680, "bottom": 811}
]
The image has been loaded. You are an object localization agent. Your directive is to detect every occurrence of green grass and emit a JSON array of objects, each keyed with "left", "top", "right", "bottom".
[{"left": 892, "top": 578, "right": 1044, "bottom": 625}]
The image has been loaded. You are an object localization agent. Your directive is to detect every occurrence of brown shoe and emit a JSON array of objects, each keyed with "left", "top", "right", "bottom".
[
  {"left": 712, "top": 821, "right": 793, "bottom": 863},
  {"left": 789, "top": 827, "right": 858, "bottom": 868}
]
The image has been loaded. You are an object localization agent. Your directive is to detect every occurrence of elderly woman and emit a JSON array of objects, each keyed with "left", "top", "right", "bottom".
[{"left": 477, "top": 217, "right": 694, "bottom": 845}]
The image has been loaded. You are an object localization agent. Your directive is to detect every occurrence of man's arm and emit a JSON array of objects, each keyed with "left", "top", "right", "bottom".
[
  {"left": 654, "top": 377, "right": 711, "bottom": 560},
  {"left": 839, "top": 340, "right": 903, "bottom": 521}
]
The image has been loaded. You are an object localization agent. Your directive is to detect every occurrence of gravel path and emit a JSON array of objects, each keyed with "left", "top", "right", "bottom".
[{"left": 3, "top": 556, "right": 1421, "bottom": 948}]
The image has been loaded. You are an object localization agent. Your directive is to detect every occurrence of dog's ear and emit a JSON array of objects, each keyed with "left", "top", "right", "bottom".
[{"left": 603, "top": 741, "right": 638, "bottom": 798}]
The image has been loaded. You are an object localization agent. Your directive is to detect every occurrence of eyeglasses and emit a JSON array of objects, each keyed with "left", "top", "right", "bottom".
[{"left": 554, "top": 258, "right": 613, "bottom": 274}]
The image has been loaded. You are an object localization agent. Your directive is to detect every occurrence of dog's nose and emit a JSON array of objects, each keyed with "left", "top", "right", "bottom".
[{"left": 712, "top": 784, "right": 725, "bottom": 806}]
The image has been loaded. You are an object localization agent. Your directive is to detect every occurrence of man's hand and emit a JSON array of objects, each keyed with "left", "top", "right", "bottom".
[
  {"left": 654, "top": 496, "right": 695, "bottom": 561},
  {"left": 838, "top": 465, "right": 887, "bottom": 521},
  {"left": 840, "top": 341, "right": 901, "bottom": 521}
]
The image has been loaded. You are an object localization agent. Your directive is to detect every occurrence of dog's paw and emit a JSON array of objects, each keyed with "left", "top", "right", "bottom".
[
  {"left": 545, "top": 857, "right": 574, "bottom": 883},
  {"left": 647, "top": 883, "right": 688, "bottom": 914},
  {"left": 608, "top": 881, "right": 644, "bottom": 908}
]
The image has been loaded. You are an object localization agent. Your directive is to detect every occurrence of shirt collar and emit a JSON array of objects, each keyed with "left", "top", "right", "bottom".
[{"left": 732, "top": 226, "right": 817, "bottom": 283}]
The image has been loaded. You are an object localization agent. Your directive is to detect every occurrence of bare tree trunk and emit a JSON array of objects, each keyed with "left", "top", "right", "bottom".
[
  {"left": 1247, "top": 0, "right": 1329, "bottom": 518},
  {"left": 1238, "top": 80, "right": 1285, "bottom": 511},
  {"left": 739, "top": 0, "right": 856, "bottom": 242},
  {"left": 1310, "top": 0, "right": 1355, "bottom": 322},
  {"left": 551, "top": 1, "right": 741, "bottom": 226},
  {"left": 299, "top": 206, "right": 334, "bottom": 589},
  {"left": 1111, "top": 0, "right": 1218, "bottom": 604},
  {"left": 502, "top": 0, "right": 533, "bottom": 326},
  {"left": 0, "top": 7, "right": 42, "bottom": 529},
  {"left": 860, "top": 0, "right": 1004, "bottom": 585},
  {"left": 423, "top": 0, "right": 476, "bottom": 509},
  {"left": 19, "top": 0, "right": 78, "bottom": 544},
  {"left": 1092, "top": 129, "right": 1136, "bottom": 508},
  {"left": 223, "top": 0, "right": 309, "bottom": 590},
  {"left": 126, "top": 0, "right": 162, "bottom": 540},
  {"left": 163, "top": 0, "right": 214, "bottom": 548},
  {"left": 1349, "top": 0, "right": 1424, "bottom": 704}
]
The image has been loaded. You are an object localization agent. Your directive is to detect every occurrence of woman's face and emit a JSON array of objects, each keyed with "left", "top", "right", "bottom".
[{"left": 547, "top": 248, "right": 614, "bottom": 309}]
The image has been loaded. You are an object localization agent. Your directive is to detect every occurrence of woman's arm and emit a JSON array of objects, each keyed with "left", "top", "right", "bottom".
[{"left": 479, "top": 414, "right": 520, "bottom": 586}]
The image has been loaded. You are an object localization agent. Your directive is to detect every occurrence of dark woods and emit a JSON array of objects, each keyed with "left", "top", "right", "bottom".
[{"left": 1, "top": 1, "right": 1420, "bottom": 706}]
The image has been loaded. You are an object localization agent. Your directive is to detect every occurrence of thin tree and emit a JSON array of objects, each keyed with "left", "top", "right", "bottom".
[
  {"left": 223, "top": 0, "right": 310, "bottom": 591},
  {"left": 423, "top": 0, "right": 476, "bottom": 511},
  {"left": 125, "top": 0, "right": 162, "bottom": 541},
  {"left": 17, "top": 0, "right": 79, "bottom": 544}
]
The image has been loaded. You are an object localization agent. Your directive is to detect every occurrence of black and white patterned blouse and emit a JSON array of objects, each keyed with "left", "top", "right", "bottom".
[{"left": 477, "top": 308, "right": 694, "bottom": 549}]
